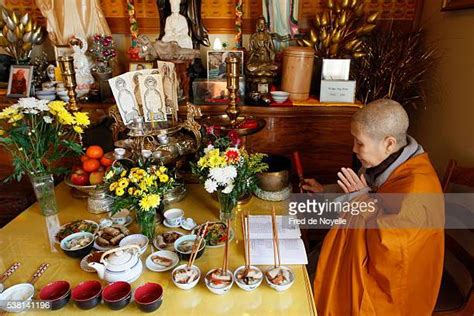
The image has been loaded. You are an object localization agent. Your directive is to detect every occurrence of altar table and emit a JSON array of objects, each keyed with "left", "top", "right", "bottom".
[{"left": 0, "top": 183, "right": 317, "bottom": 315}]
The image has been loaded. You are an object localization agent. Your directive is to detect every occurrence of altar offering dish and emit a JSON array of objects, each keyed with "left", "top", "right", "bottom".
[
  {"left": 146, "top": 250, "right": 179, "bottom": 272},
  {"left": 38, "top": 280, "right": 71, "bottom": 310},
  {"left": 60, "top": 232, "right": 94, "bottom": 258},
  {"left": 270, "top": 91, "right": 290, "bottom": 103},
  {"left": 171, "top": 264, "right": 200, "bottom": 290},
  {"left": 205, "top": 268, "right": 234, "bottom": 295},
  {"left": 55, "top": 220, "right": 98, "bottom": 243},
  {"left": 134, "top": 282, "right": 163, "bottom": 313},
  {"left": 153, "top": 231, "right": 184, "bottom": 251},
  {"left": 174, "top": 235, "right": 205, "bottom": 261},
  {"left": 234, "top": 265, "right": 264, "bottom": 291},
  {"left": 102, "top": 281, "right": 131, "bottom": 310},
  {"left": 71, "top": 280, "right": 102, "bottom": 310},
  {"left": 94, "top": 225, "right": 129, "bottom": 250},
  {"left": 192, "top": 221, "right": 233, "bottom": 247},
  {"left": 265, "top": 266, "right": 295, "bottom": 291},
  {"left": 119, "top": 234, "right": 148, "bottom": 255}
]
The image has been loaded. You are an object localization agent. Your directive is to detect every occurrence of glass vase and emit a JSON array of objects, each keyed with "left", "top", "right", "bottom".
[
  {"left": 136, "top": 210, "right": 156, "bottom": 240},
  {"left": 217, "top": 191, "right": 237, "bottom": 222},
  {"left": 30, "top": 174, "right": 58, "bottom": 216}
]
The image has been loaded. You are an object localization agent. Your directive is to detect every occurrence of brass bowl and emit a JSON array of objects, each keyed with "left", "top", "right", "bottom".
[{"left": 257, "top": 155, "right": 291, "bottom": 192}]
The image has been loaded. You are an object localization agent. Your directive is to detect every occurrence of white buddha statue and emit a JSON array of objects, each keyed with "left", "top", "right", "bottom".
[{"left": 161, "top": 0, "right": 193, "bottom": 49}]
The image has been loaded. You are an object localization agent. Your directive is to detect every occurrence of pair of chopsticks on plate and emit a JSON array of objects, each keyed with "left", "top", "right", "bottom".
[
  {"left": 187, "top": 221, "right": 209, "bottom": 269},
  {"left": 221, "top": 219, "right": 231, "bottom": 275},
  {"left": 240, "top": 211, "right": 251, "bottom": 271}
]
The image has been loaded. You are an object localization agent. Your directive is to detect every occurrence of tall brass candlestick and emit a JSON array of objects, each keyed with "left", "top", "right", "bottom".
[
  {"left": 225, "top": 56, "right": 241, "bottom": 126},
  {"left": 57, "top": 56, "right": 79, "bottom": 112}
]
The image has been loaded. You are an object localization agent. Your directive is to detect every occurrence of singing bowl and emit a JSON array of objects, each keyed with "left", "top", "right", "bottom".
[{"left": 257, "top": 155, "right": 291, "bottom": 192}]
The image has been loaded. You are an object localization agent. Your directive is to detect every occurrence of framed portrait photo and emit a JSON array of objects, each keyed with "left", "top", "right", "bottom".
[
  {"left": 129, "top": 61, "right": 155, "bottom": 72},
  {"left": 207, "top": 50, "right": 244, "bottom": 79},
  {"left": 54, "top": 45, "right": 74, "bottom": 63},
  {"left": 442, "top": 0, "right": 474, "bottom": 10},
  {"left": 7, "top": 65, "right": 34, "bottom": 98}
]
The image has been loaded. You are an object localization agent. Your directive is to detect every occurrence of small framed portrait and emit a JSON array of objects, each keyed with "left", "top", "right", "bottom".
[
  {"left": 129, "top": 61, "right": 154, "bottom": 72},
  {"left": 207, "top": 50, "right": 244, "bottom": 79},
  {"left": 192, "top": 78, "right": 245, "bottom": 104},
  {"left": 54, "top": 45, "right": 74, "bottom": 62},
  {"left": 7, "top": 65, "right": 34, "bottom": 98}
]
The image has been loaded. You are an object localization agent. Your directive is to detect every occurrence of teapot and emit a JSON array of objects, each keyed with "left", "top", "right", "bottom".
[{"left": 88, "top": 245, "right": 143, "bottom": 283}]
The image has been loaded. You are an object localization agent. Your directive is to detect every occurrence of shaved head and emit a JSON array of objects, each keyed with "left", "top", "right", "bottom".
[{"left": 352, "top": 99, "right": 409, "bottom": 150}]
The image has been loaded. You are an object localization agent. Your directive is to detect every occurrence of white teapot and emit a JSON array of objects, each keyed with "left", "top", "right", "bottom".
[{"left": 88, "top": 245, "right": 143, "bottom": 283}]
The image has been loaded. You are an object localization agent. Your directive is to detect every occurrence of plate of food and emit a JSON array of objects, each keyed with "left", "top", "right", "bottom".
[
  {"left": 94, "top": 225, "right": 130, "bottom": 250},
  {"left": 153, "top": 231, "right": 184, "bottom": 251},
  {"left": 192, "top": 222, "right": 234, "bottom": 248},
  {"left": 55, "top": 220, "right": 99, "bottom": 243},
  {"left": 146, "top": 250, "right": 179, "bottom": 272}
]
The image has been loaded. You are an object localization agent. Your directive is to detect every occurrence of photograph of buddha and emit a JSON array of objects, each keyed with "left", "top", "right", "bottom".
[
  {"left": 7, "top": 65, "right": 33, "bottom": 98},
  {"left": 129, "top": 62, "right": 154, "bottom": 72},
  {"left": 207, "top": 50, "right": 243, "bottom": 79}
]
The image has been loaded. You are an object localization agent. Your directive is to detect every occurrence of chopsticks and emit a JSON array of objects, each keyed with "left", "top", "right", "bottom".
[
  {"left": 241, "top": 210, "right": 251, "bottom": 271},
  {"left": 221, "top": 219, "right": 231, "bottom": 275},
  {"left": 188, "top": 222, "right": 208, "bottom": 269},
  {"left": 271, "top": 207, "right": 281, "bottom": 268}
]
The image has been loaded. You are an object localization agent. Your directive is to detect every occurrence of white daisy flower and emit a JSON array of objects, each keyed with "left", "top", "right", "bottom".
[
  {"left": 204, "top": 178, "right": 218, "bottom": 193},
  {"left": 222, "top": 181, "right": 234, "bottom": 194},
  {"left": 43, "top": 116, "right": 53, "bottom": 124}
]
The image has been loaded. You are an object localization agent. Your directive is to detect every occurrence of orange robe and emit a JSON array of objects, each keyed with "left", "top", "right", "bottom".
[{"left": 314, "top": 153, "right": 444, "bottom": 316}]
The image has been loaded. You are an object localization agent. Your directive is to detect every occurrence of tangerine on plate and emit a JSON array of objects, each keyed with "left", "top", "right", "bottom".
[
  {"left": 83, "top": 158, "right": 101, "bottom": 172},
  {"left": 86, "top": 146, "right": 104, "bottom": 159},
  {"left": 100, "top": 155, "right": 113, "bottom": 167}
]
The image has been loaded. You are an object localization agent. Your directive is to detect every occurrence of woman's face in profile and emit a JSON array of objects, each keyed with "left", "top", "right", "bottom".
[{"left": 351, "top": 122, "right": 388, "bottom": 168}]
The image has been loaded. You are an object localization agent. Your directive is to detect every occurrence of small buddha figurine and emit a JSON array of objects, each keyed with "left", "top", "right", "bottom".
[
  {"left": 161, "top": 0, "right": 193, "bottom": 49},
  {"left": 246, "top": 17, "right": 279, "bottom": 78}
]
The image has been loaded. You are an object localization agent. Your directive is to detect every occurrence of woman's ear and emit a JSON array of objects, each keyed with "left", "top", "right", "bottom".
[{"left": 384, "top": 136, "right": 397, "bottom": 154}]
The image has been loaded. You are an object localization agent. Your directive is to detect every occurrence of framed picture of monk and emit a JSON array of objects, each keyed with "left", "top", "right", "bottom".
[{"left": 7, "top": 65, "right": 34, "bottom": 98}]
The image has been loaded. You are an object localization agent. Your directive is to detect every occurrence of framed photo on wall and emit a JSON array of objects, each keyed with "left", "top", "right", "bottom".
[
  {"left": 54, "top": 45, "right": 74, "bottom": 62},
  {"left": 129, "top": 61, "right": 154, "bottom": 72},
  {"left": 7, "top": 65, "right": 34, "bottom": 98},
  {"left": 207, "top": 50, "right": 244, "bottom": 79},
  {"left": 442, "top": 0, "right": 474, "bottom": 10}
]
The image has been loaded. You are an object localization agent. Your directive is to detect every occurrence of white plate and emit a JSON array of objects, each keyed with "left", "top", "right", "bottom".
[
  {"left": 93, "top": 239, "right": 117, "bottom": 251},
  {"left": 153, "top": 231, "right": 184, "bottom": 251},
  {"left": 146, "top": 250, "right": 179, "bottom": 272},
  {"left": 54, "top": 220, "right": 99, "bottom": 244},
  {"left": 192, "top": 221, "right": 234, "bottom": 248},
  {"left": 162, "top": 219, "right": 181, "bottom": 228},
  {"left": 180, "top": 218, "right": 197, "bottom": 231}
]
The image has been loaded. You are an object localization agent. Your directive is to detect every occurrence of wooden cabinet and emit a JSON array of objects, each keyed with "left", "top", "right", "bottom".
[{"left": 187, "top": 104, "right": 359, "bottom": 184}]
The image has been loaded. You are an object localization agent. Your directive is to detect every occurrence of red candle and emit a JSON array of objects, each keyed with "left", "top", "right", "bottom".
[{"left": 292, "top": 151, "right": 304, "bottom": 180}]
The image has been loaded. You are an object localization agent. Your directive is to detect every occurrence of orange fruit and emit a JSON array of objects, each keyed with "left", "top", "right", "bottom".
[
  {"left": 86, "top": 146, "right": 104, "bottom": 159},
  {"left": 83, "top": 158, "right": 100, "bottom": 172},
  {"left": 80, "top": 154, "right": 89, "bottom": 163},
  {"left": 100, "top": 155, "right": 114, "bottom": 167}
]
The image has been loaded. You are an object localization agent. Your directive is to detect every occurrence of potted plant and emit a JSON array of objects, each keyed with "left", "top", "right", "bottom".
[{"left": 89, "top": 34, "right": 117, "bottom": 81}]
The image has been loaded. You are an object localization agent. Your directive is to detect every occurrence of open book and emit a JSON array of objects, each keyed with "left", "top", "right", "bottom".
[{"left": 246, "top": 215, "right": 308, "bottom": 265}]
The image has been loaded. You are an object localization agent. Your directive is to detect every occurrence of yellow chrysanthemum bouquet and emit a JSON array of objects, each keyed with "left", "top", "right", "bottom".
[
  {"left": 0, "top": 98, "right": 89, "bottom": 182},
  {"left": 104, "top": 163, "right": 176, "bottom": 238}
]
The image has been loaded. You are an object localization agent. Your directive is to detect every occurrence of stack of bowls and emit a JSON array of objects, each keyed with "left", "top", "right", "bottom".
[
  {"left": 56, "top": 90, "right": 69, "bottom": 102},
  {"left": 36, "top": 90, "right": 56, "bottom": 101}
]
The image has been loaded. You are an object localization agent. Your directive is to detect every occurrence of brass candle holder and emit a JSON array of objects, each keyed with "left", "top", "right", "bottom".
[
  {"left": 225, "top": 56, "right": 241, "bottom": 126},
  {"left": 57, "top": 56, "right": 79, "bottom": 112}
]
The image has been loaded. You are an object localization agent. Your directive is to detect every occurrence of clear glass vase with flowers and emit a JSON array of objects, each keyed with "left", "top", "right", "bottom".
[
  {"left": 0, "top": 98, "right": 89, "bottom": 215},
  {"left": 191, "top": 126, "right": 268, "bottom": 221},
  {"left": 103, "top": 164, "right": 177, "bottom": 239}
]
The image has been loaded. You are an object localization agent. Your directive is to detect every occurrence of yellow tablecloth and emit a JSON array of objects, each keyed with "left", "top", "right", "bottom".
[{"left": 0, "top": 183, "right": 317, "bottom": 315}]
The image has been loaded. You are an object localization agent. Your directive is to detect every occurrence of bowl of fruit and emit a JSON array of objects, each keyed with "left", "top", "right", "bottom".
[{"left": 66, "top": 145, "right": 114, "bottom": 198}]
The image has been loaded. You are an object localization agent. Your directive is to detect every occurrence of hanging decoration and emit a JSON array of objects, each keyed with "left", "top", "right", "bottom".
[
  {"left": 235, "top": 0, "right": 243, "bottom": 48},
  {"left": 127, "top": 0, "right": 140, "bottom": 60},
  {"left": 297, "top": 0, "right": 379, "bottom": 59}
]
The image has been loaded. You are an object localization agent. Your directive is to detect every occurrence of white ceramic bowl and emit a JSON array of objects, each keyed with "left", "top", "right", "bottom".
[
  {"left": 119, "top": 234, "right": 149, "bottom": 255},
  {"left": 270, "top": 91, "right": 290, "bottom": 103},
  {"left": 171, "top": 264, "right": 201, "bottom": 290},
  {"left": 205, "top": 269, "right": 234, "bottom": 295},
  {"left": 0, "top": 283, "right": 34, "bottom": 312},
  {"left": 264, "top": 266, "right": 295, "bottom": 292},
  {"left": 233, "top": 265, "right": 264, "bottom": 291},
  {"left": 36, "top": 93, "right": 56, "bottom": 101}
]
